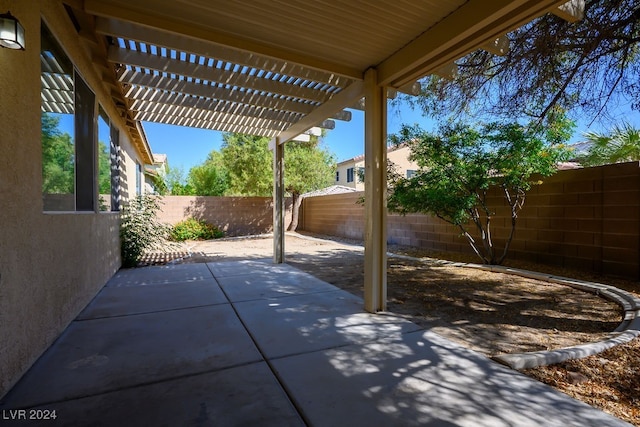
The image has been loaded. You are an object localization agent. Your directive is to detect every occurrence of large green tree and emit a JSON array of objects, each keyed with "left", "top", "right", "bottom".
[
  {"left": 98, "top": 141, "right": 111, "bottom": 195},
  {"left": 387, "top": 119, "right": 572, "bottom": 265},
  {"left": 218, "top": 132, "right": 335, "bottom": 229},
  {"left": 220, "top": 133, "right": 272, "bottom": 196},
  {"left": 404, "top": 0, "right": 640, "bottom": 124},
  {"left": 164, "top": 165, "right": 195, "bottom": 195},
  {"left": 41, "top": 113, "right": 74, "bottom": 194},
  {"left": 579, "top": 122, "right": 640, "bottom": 166},
  {"left": 284, "top": 139, "right": 336, "bottom": 230},
  {"left": 187, "top": 151, "right": 229, "bottom": 196}
]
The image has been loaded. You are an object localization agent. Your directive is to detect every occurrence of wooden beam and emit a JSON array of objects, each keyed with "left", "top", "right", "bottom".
[
  {"left": 119, "top": 70, "right": 317, "bottom": 115},
  {"left": 108, "top": 46, "right": 334, "bottom": 104},
  {"left": 273, "top": 138, "right": 285, "bottom": 263},
  {"left": 271, "top": 80, "right": 364, "bottom": 147}
]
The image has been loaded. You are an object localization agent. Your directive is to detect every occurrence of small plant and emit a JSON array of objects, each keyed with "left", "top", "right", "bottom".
[
  {"left": 170, "top": 218, "right": 224, "bottom": 241},
  {"left": 120, "top": 195, "right": 171, "bottom": 268}
]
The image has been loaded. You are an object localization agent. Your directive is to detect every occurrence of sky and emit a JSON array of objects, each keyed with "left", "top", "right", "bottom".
[
  {"left": 53, "top": 97, "right": 640, "bottom": 172},
  {"left": 143, "top": 99, "right": 640, "bottom": 172},
  {"left": 142, "top": 99, "right": 436, "bottom": 171}
]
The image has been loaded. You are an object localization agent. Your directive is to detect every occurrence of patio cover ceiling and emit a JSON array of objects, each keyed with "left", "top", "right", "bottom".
[{"left": 59, "top": 0, "right": 570, "bottom": 158}]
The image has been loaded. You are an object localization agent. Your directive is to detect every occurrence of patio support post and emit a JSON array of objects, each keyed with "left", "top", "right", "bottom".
[
  {"left": 273, "top": 137, "right": 285, "bottom": 263},
  {"left": 363, "top": 67, "right": 387, "bottom": 312}
]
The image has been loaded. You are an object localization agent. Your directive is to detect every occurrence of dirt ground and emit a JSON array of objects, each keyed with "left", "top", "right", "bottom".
[{"left": 143, "top": 232, "right": 640, "bottom": 425}]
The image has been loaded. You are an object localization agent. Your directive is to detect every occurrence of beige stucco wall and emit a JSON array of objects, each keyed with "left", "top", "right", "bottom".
[
  {"left": 0, "top": 1, "right": 142, "bottom": 398},
  {"left": 335, "top": 145, "right": 418, "bottom": 190}
]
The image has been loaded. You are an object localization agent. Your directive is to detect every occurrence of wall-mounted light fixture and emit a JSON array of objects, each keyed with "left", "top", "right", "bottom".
[{"left": 0, "top": 11, "right": 25, "bottom": 50}]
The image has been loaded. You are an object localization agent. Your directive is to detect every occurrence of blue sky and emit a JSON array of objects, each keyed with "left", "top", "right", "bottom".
[
  {"left": 53, "top": 99, "right": 640, "bottom": 171},
  {"left": 143, "top": 99, "right": 436, "bottom": 171},
  {"left": 144, "top": 99, "right": 640, "bottom": 172}
]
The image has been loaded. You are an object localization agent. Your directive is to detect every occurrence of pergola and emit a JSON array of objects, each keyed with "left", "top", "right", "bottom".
[{"left": 63, "top": 0, "right": 580, "bottom": 312}]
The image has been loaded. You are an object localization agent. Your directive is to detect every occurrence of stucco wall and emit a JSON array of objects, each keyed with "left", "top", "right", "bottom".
[
  {"left": 0, "top": 1, "right": 140, "bottom": 398},
  {"left": 300, "top": 162, "right": 640, "bottom": 279}
]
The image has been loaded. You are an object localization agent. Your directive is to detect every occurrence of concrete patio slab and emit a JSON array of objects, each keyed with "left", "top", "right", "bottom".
[
  {"left": 20, "top": 363, "right": 303, "bottom": 427},
  {"left": 0, "top": 260, "right": 631, "bottom": 427},
  {"left": 1, "top": 305, "right": 261, "bottom": 408},
  {"left": 271, "top": 329, "right": 629, "bottom": 427},
  {"left": 217, "top": 270, "right": 339, "bottom": 302},
  {"left": 206, "top": 259, "right": 291, "bottom": 278},
  {"left": 78, "top": 279, "right": 227, "bottom": 319},
  {"left": 106, "top": 263, "right": 213, "bottom": 287},
  {"left": 234, "top": 291, "right": 422, "bottom": 359}
]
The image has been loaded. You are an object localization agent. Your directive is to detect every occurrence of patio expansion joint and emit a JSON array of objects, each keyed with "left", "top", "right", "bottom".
[
  {"left": 206, "top": 263, "right": 311, "bottom": 427},
  {"left": 2, "top": 360, "right": 267, "bottom": 411},
  {"left": 75, "top": 302, "right": 226, "bottom": 321}
]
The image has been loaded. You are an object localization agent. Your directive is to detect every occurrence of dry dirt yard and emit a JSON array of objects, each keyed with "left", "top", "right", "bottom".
[{"left": 146, "top": 232, "right": 640, "bottom": 425}]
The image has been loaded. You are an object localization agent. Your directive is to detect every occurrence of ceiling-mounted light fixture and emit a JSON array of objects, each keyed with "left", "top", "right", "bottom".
[{"left": 0, "top": 11, "right": 25, "bottom": 50}]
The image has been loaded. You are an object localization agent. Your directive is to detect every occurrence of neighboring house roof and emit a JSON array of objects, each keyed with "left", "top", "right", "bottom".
[
  {"left": 152, "top": 153, "right": 167, "bottom": 164},
  {"left": 557, "top": 161, "right": 582, "bottom": 170},
  {"left": 144, "top": 153, "right": 168, "bottom": 176},
  {"left": 302, "top": 185, "right": 358, "bottom": 198}
]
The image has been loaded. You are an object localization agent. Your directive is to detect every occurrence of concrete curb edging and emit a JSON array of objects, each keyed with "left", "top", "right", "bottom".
[{"left": 399, "top": 258, "right": 640, "bottom": 370}]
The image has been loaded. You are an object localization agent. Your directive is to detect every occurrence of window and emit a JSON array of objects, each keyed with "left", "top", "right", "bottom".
[
  {"left": 41, "top": 23, "right": 75, "bottom": 211},
  {"left": 136, "top": 162, "right": 143, "bottom": 196},
  {"left": 110, "top": 125, "right": 121, "bottom": 211},
  {"left": 335, "top": 171, "right": 340, "bottom": 182},
  {"left": 74, "top": 72, "right": 96, "bottom": 211},
  {"left": 406, "top": 169, "right": 417, "bottom": 179},
  {"left": 98, "top": 108, "right": 112, "bottom": 211},
  {"left": 347, "top": 167, "right": 354, "bottom": 183},
  {"left": 41, "top": 22, "right": 97, "bottom": 212}
]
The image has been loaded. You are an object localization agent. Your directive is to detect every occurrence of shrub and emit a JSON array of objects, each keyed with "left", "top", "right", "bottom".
[
  {"left": 120, "top": 195, "right": 171, "bottom": 268},
  {"left": 170, "top": 218, "right": 224, "bottom": 241}
]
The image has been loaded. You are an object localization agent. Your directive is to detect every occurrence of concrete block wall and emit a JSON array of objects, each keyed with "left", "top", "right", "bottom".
[
  {"left": 156, "top": 196, "right": 293, "bottom": 236},
  {"left": 299, "top": 162, "right": 640, "bottom": 279}
]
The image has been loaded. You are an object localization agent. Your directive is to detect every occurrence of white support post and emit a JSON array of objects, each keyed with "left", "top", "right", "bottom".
[
  {"left": 273, "top": 138, "right": 285, "bottom": 263},
  {"left": 363, "top": 68, "right": 387, "bottom": 313}
]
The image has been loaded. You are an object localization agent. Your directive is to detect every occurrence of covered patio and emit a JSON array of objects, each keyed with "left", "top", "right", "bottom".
[
  {"left": 0, "top": 259, "right": 628, "bottom": 426},
  {"left": 67, "top": 0, "right": 582, "bottom": 313},
  {"left": 1, "top": 0, "right": 598, "bottom": 417}
]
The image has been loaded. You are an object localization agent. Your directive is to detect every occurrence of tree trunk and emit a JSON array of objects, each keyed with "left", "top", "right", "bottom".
[{"left": 287, "top": 192, "right": 303, "bottom": 231}]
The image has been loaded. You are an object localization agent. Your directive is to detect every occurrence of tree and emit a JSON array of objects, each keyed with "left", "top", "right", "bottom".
[
  {"left": 41, "top": 113, "right": 74, "bottom": 194},
  {"left": 404, "top": 0, "right": 640, "bottom": 124},
  {"left": 284, "top": 139, "right": 336, "bottom": 230},
  {"left": 219, "top": 132, "right": 336, "bottom": 229},
  {"left": 387, "top": 119, "right": 572, "bottom": 265},
  {"left": 187, "top": 151, "right": 228, "bottom": 196},
  {"left": 164, "top": 165, "right": 194, "bottom": 195},
  {"left": 98, "top": 141, "right": 111, "bottom": 194},
  {"left": 220, "top": 133, "right": 272, "bottom": 196},
  {"left": 579, "top": 122, "right": 640, "bottom": 166}
]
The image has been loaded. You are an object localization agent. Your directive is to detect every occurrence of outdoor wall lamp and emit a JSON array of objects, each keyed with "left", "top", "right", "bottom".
[{"left": 0, "top": 11, "right": 25, "bottom": 50}]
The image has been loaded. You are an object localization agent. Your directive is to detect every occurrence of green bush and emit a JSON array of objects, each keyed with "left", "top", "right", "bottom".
[
  {"left": 170, "top": 218, "right": 224, "bottom": 241},
  {"left": 120, "top": 195, "right": 171, "bottom": 268}
]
